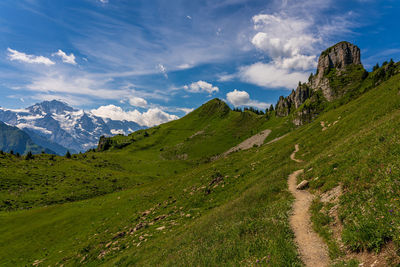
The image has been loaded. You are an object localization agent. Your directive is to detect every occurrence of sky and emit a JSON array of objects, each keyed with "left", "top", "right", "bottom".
[{"left": 0, "top": 0, "right": 399, "bottom": 126}]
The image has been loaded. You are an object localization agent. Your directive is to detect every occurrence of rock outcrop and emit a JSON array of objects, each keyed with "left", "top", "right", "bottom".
[
  {"left": 276, "top": 83, "right": 311, "bottom": 117},
  {"left": 311, "top": 41, "right": 362, "bottom": 101},
  {"left": 275, "top": 41, "right": 365, "bottom": 124}
]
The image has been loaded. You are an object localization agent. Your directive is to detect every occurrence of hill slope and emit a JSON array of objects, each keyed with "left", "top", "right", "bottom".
[
  {"left": 0, "top": 122, "right": 54, "bottom": 155},
  {"left": 0, "top": 99, "right": 276, "bottom": 212}
]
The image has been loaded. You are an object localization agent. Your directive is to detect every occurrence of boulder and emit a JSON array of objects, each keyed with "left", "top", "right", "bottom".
[{"left": 296, "top": 180, "right": 309, "bottom": 190}]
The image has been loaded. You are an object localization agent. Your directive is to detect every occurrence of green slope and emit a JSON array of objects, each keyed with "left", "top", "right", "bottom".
[
  {"left": 0, "top": 122, "right": 54, "bottom": 155},
  {"left": 1, "top": 72, "right": 400, "bottom": 266},
  {"left": 0, "top": 99, "right": 277, "bottom": 211}
]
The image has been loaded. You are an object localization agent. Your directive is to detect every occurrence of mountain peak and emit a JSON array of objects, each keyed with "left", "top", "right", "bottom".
[
  {"left": 318, "top": 41, "right": 361, "bottom": 75},
  {"left": 276, "top": 41, "right": 367, "bottom": 121},
  {"left": 196, "top": 98, "right": 231, "bottom": 117},
  {"left": 28, "top": 100, "right": 75, "bottom": 115}
]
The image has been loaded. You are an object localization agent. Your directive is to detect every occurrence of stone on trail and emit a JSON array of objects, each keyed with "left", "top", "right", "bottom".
[{"left": 296, "top": 180, "right": 309, "bottom": 190}]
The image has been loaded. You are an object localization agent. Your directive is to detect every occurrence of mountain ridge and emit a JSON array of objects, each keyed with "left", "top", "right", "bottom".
[
  {"left": 0, "top": 121, "right": 55, "bottom": 155},
  {"left": 0, "top": 100, "right": 146, "bottom": 153}
]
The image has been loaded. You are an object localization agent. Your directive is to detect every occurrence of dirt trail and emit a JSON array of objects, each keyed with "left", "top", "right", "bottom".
[
  {"left": 288, "top": 145, "right": 329, "bottom": 267},
  {"left": 290, "top": 144, "right": 303, "bottom": 163},
  {"left": 266, "top": 133, "right": 288, "bottom": 145},
  {"left": 222, "top": 129, "right": 271, "bottom": 157}
]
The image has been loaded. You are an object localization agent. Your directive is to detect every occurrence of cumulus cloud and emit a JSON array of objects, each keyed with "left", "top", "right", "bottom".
[
  {"left": 239, "top": 62, "right": 308, "bottom": 89},
  {"left": 91, "top": 105, "right": 178, "bottom": 127},
  {"left": 251, "top": 14, "right": 318, "bottom": 60},
  {"left": 274, "top": 54, "right": 317, "bottom": 70},
  {"left": 238, "top": 10, "right": 325, "bottom": 89},
  {"left": 226, "top": 89, "right": 270, "bottom": 109},
  {"left": 52, "top": 50, "right": 77, "bottom": 65},
  {"left": 226, "top": 89, "right": 250, "bottom": 106},
  {"left": 184, "top": 81, "right": 219, "bottom": 94},
  {"left": 128, "top": 96, "right": 147, "bottom": 108},
  {"left": 7, "top": 48, "right": 55, "bottom": 66}
]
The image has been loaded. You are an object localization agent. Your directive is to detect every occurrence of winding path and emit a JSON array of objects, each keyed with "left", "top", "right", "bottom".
[{"left": 288, "top": 145, "right": 329, "bottom": 267}]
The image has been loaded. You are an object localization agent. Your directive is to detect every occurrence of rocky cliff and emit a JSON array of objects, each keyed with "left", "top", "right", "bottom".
[
  {"left": 311, "top": 41, "right": 362, "bottom": 101},
  {"left": 275, "top": 41, "right": 366, "bottom": 123}
]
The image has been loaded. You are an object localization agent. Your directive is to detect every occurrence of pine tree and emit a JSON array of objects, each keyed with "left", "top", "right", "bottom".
[
  {"left": 65, "top": 150, "right": 71, "bottom": 159},
  {"left": 25, "top": 151, "right": 34, "bottom": 160},
  {"left": 269, "top": 105, "right": 274, "bottom": 112}
]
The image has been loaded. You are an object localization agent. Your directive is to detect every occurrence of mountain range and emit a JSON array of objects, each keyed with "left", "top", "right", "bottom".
[
  {"left": 0, "top": 100, "right": 145, "bottom": 154},
  {"left": 1, "top": 42, "right": 400, "bottom": 266}
]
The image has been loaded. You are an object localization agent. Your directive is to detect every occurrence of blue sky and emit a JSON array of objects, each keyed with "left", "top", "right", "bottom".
[{"left": 0, "top": 0, "right": 399, "bottom": 125}]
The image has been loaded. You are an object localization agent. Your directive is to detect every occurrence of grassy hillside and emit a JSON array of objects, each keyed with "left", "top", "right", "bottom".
[
  {"left": 0, "top": 122, "right": 54, "bottom": 155},
  {"left": 0, "top": 99, "right": 278, "bottom": 211},
  {"left": 1, "top": 71, "right": 400, "bottom": 266}
]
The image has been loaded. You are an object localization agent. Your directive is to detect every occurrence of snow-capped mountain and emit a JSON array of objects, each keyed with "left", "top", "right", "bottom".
[{"left": 0, "top": 100, "right": 145, "bottom": 153}]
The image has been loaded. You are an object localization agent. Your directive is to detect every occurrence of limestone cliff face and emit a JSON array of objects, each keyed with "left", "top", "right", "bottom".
[
  {"left": 276, "top": 84, "right": 311, "bottom": 117},
  {"left": 311, "top": 41, "right": 362, "bottom": 100},
  {"left": 275, "top": 41, "right": 364, "bottom": 122}
]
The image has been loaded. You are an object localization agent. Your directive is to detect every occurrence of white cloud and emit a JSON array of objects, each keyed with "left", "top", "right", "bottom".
[
  {"left": 250, "top": 13, "right": 319, "bottom": 71},
  {"left": 7, "top": 48, "right": 55, "bottom": 66},
  {"left": 184, "top": 81, "right": 219, "bottom": 94},
  {"left": 238, "top": 8, "right": 333, "bottom": 89},
  {"left": 128, "top": 96, "right": 147, "bottom": 108},
  {"left": 251, "top": 14, "right": 318, "bottom": 59},
  {"left": 274, "top": 54, "right": 317, "bottom": 71},
  {"left": 177, "top": 107, "right": 194, "bottom": 114},
  {"left": 226, "top": 89, "right": 270, "bottom": 109},
  {"left": 91, "top": 105, "right": 178, "bottom": 127},
  {"left": 239, "top": 62, "right": 308, "bottom": 89},
  {"left": 177, "top": 63, "right": 192, "bottom": 70},
  {"left": 158, "top": 64, "right": 168, "bottom": 78},
  {"left": 52, "top": 50, "right": 77, "bottom": 65},
  {"left": 217, "top": 73, "right": 236, "bottom": 82},
  {"left": 99, "top": 0, "right": 108, "bottom": 3},
  {"left": 227, "top": 89, "right": 250, "bottom": 106}
]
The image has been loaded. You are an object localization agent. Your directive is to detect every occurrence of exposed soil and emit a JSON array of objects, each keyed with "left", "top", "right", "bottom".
[
  {"left": 266, "top": 133, "right": 289, "bottom": 145},
  {"left": 320, "top": 121, "right": 328, "bottom": 131},
  {"left": 288, "top": 145, "right": 329, "bottom": 267},
  {"left": 290, "top": 144, "right": 303, "bottom": 163},
  {"left": 222, "top": 129, "right": 271, "bottom": 157}
]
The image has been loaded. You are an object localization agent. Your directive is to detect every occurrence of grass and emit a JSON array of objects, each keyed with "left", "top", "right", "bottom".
[
  {"left": 1, "top": 69, "right": 400, "bottom": 265},
  {"left": 0, "top": 99, "right": 272, "bottom": 211},
  {"left": 310, "top": 198, "right": 342, "bottom": 259}
]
